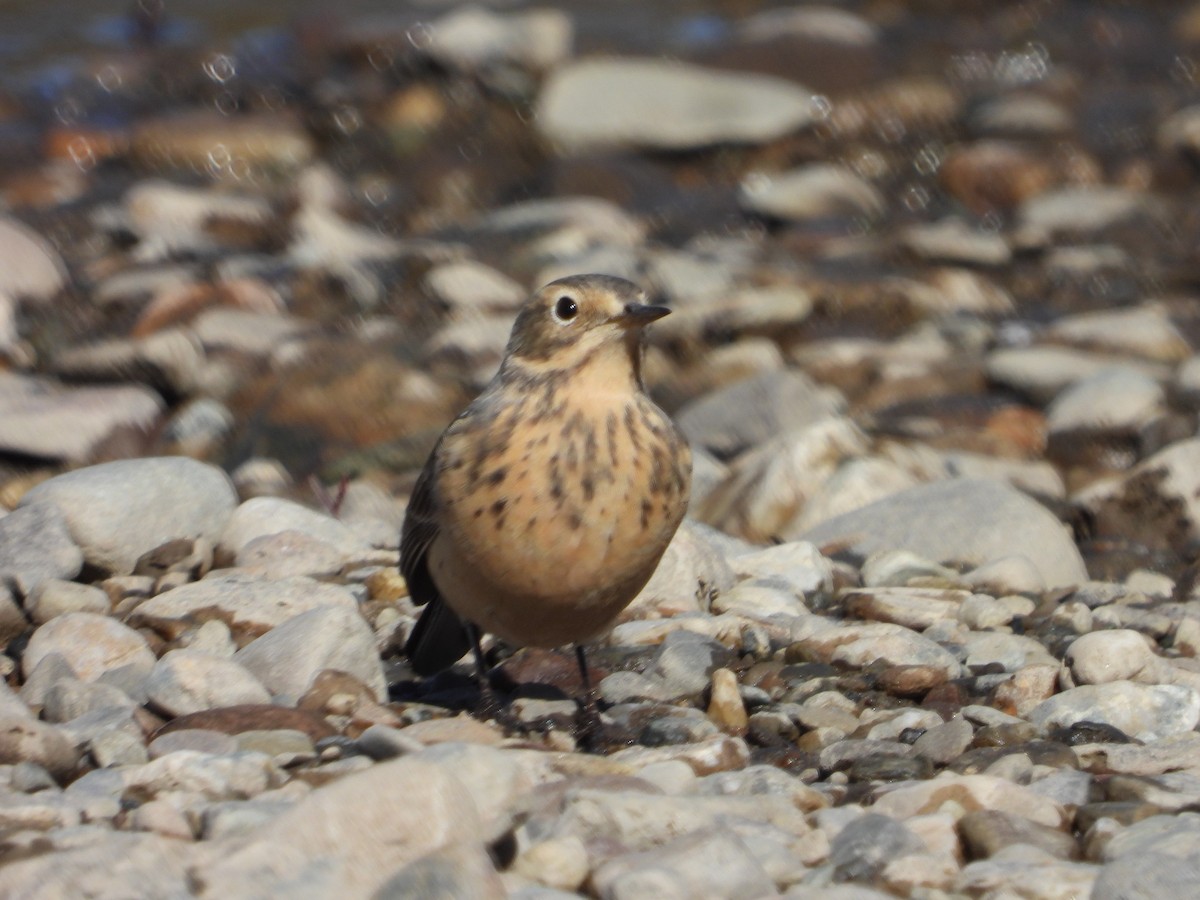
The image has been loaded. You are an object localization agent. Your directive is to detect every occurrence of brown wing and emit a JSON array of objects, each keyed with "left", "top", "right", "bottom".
[{"left": 400, "top": 441, "right": 472, "bottom": 675}]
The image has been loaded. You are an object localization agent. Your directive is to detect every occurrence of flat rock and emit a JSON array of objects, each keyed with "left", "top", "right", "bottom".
[
  {"left": 131, "top": 571, "right": 359, "bottom": 639},
  {"left": 872, "top": 773, "right": 1066, "bottom": 828},
  {"left": 537, "top": 58, "right": 815, "bottom": 151},
  {"left": 48, "top": 328, "right": 205, "bottom": 397},
  {"left": 18, "top": 457, "right": 237, "bottom": 575},
  {"left": 985, "top": 345, "right": 1163, "bottom": 406},
  {"left": 190, "top": 308, "right": 312, "bottom": 358},
  {"left": 1047, "top": 306, "right": 1190, "bottom": 363},
  {"left": 740, "top": 164, "right": 886, "bottom": 223},
  {"left": 801, "top": 478, "right": 1087, "bottom": 590},
  {"left": 0, "top": 215, "right": 67, "bottom": 303},
  {"left": 1018, "top": 186, "right": 1160, "bottom": 237},
  {"left": 0, "top": 372, "right": 163, "bottom": 463},
  {"left": 131, "top": 111, "right": 314, "bottom": 176},
  {"left": 23, "top": 612, "right": 155, "bottom": 684},
  {"left": 423, "top": 260, "right": 524, "bottom": 314},
  {"left": 425, "top": 5, "right": 571, "bottom": 72}
]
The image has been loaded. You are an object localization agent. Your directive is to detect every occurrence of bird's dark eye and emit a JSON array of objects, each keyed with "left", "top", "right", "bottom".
[{"left": 554, "top": 296, "right": 578, "bottom": 322}]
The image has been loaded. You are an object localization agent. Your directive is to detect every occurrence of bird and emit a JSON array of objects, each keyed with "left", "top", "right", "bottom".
[{"left": 400, "top": 273, "right": 691, "bottom": 717}]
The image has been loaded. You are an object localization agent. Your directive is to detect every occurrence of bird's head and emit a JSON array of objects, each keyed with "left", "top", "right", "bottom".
[{"left": 503, "top": 274, "right": 669, "bottom": 372}]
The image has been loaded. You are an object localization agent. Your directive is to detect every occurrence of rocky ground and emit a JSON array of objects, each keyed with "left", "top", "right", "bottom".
[{"left": 4, "top": 1, "right": 1200, "bottom": 897}]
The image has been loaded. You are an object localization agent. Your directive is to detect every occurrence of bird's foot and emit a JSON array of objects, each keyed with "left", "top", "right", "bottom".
[
  {"left": 572, "top": 691, "right": 636, "bottom": 753},
  {"left": 474, "top": 682, "right": 526, "bottom": 736}
]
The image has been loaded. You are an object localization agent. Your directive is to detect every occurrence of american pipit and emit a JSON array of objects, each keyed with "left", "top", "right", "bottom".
[{"left": 401, "top": 274, "right": 691, "bottom": 712}]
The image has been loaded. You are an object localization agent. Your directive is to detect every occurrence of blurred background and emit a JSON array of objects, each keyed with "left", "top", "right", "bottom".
[{"left": 3, "top": 0, "right": 1200, "bottom": 581}]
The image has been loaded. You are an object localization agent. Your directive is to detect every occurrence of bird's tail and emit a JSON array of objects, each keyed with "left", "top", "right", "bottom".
[{"left": 405, "top": 597, "right": 473, "bottom": 676}]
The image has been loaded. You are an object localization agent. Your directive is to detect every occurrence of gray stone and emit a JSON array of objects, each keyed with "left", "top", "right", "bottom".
[
  {"left": 1101, "top": 812, "right": 1200, "bottom": 862},
  {"left": 373, "top": 841, "right": 505, "bottom": 899},
  {"left": 477, "top": 196, "right": 643, "bottom": 247},
  {"left": 146, "top": 649, "right": 272, "bottom": 717},
  {"left": 1029, "top": 682, "right": 1200, "bottom": 742},
  {"left": 913, "top": 715, "right": 974, "bottom": 764},
  {"left": 697, "top": 418, "right": 868, "bottom": 541},
  {"left": 219, "top": 496, "right": 378, "bottom": 559},
  {"left": 0, "top": 831, "right": 194, "bottom": 897},
  {"left": 90, "top": 728, "right": 149, "bottom": 767},
  {"left": 537, "top": 58, "right": 815, "bottom": 151},
  {"left": 555, "top": 788, "right": 810, "bottom": 848},
  {"left": 591, "top": 827, "right": 775, "bottom": 900},
  {"left": 962, "top": 632, "right": 1058, "bottom": 671},
  {"left": 650, "top": 630, "right": 728, "bottom": 699},
  {"left": 1093, "top": 851, "right": 1200, "bottom": 900},
  {"left": 199, "top": 755, "right": 488, "bottom": 897},
  {"left": 954, "top": 845, "right": 1096, "bottom": 898},
  {"left": 18, "top": 457, "right": 237, "bottom": 575},
  {"left": 235, "top": 605, "right": 386, "bottom": 701},
  {"left": 830, "top": 813, "right": 926, "bottom": 881},
  {"left": 802, "top": 478, "right": 1087, "bottom": 590},
  {"left": 0, "top": 501, "right": 84, "bottom": 599},
  {"left": 28, "top": 578, "right": 110, "bottom": 623},
  {"left": 678, "top": 370, "right": 843, "bottom": 458},
  {"left": 190, "top": 308, "right": 312, "bottom": 358},
  {"left": 42, "top": 679, "right": 135, "bottom": 723}
]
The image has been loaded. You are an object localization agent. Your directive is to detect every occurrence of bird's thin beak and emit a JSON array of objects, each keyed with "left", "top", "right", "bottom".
[{"left": 619, "top": 302, "right": 671, "bottom": 326}]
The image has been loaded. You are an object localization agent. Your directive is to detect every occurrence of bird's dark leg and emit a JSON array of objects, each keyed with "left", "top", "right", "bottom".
[
  {"left": 465, "top": 622, "right": 522, "bottom": 734},
  {"left": 574, "top": 644, "right": 605, "bottom": 750}
]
